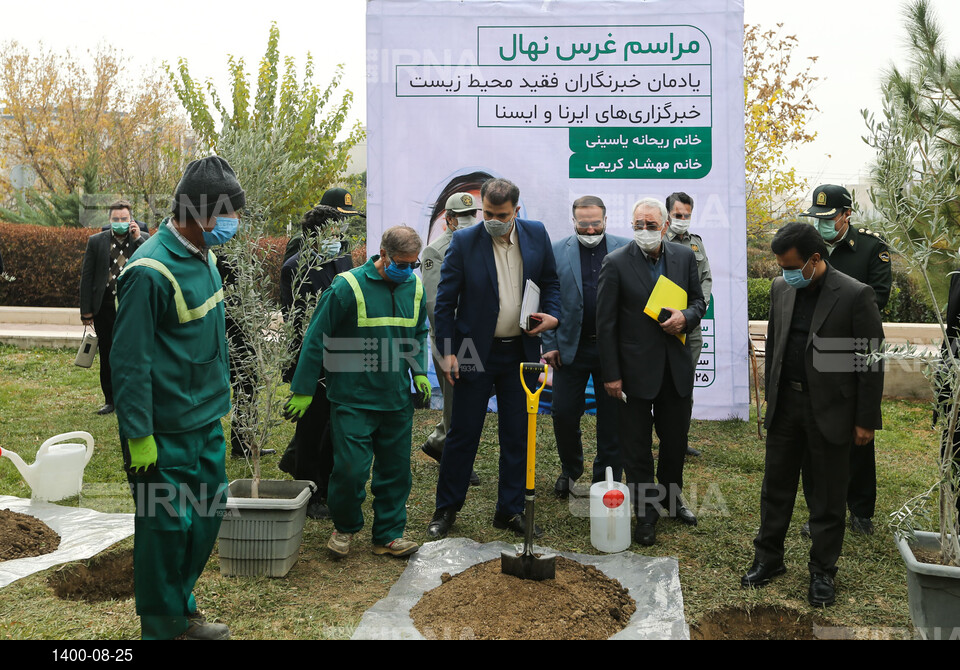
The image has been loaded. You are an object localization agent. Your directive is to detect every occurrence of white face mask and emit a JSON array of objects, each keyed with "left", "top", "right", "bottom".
[
  {"left": 634, "top": 228, "right": 662, "bottom": 253},
  {"left": 455, "top": 213, "right": 477, "bottom": 229},
  {"left": 668, "top": 217, "right": 690, "bottom": 238},
  {"left": 577, "top": 232, "right": 604, "bottom": 248}
]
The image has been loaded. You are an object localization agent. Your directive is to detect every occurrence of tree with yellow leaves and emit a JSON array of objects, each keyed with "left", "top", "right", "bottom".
[
  {"left": 0, "top": 42, "right": 192, "bottom": 225},
  {"left": 744, "top": 24, "right": 820, "bottom": 240}
]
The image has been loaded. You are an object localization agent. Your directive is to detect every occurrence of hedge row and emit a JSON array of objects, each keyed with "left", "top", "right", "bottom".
[
  {"left": 0, "top": 222, "right": 292, "bottom": 308},
  {"left": 747, "top": 268, "right": 938, "bottom": 323}
]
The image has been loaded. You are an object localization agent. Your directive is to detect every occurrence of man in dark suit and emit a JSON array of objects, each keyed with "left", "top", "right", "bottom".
[
  {"left": 741, "top": 222, "right": 884, "bottom": 607},
  {"left": 541, "top": 195, "right": 630, "bottom": 496},
  {"left": 800, "top": 183, "right": 892, "bottom": 536},
  {"left": 79, "top": 199, "right": 147, "bottom": 414},
  {"left": 427, "top": 178, "right": 561, "bottom": 538},
  {"left": 597, "top": 198, "right": 705, "bottom": 547}
]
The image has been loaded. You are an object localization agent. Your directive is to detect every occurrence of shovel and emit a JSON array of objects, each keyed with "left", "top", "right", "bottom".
[{"left": 501, "top": 362, "right": 556, "bottom": 581}]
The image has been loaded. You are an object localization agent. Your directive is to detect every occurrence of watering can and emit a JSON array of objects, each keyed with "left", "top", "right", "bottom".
[
  {"left": 590, "top": 466, "right": 631, "bottom": 553},
  {"left": 0, "top": 432, "right": 95, "bottom": 502}
]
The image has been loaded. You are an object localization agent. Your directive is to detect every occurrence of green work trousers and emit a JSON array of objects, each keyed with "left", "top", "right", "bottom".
[
  {"left": 127, "top": 422, "right": 227, "bottom": 640},
  {"left": 328, "top": 402, "right": 414, "bottom": 545}
]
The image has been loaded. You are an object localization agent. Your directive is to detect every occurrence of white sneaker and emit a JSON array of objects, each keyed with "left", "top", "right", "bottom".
[
  {"left": 327, "top": 530, "right": 353, "bottom": 557},
  {"left": 372, "top": 537, "right": 419, "bottom": 557}
]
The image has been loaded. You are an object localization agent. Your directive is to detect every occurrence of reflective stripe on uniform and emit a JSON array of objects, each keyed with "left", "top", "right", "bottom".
[
  {"left": 121, "top": 258, "right": 224, "bottom": 324},
  {"left": 339, "top": 271, "right": 423, "bottom": 327}
]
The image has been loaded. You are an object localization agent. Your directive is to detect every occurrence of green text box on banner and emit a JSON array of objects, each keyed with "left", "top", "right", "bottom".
[{"left": 569, "top": 127, "right": 711, "bottom": 179}]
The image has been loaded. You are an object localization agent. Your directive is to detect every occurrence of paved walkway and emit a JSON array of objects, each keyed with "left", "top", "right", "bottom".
[{"left": 0, "top": 307, "right": 84, "bottom": 348}]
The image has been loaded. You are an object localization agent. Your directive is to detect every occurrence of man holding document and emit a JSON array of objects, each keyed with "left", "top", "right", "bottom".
[
  {"left": 427, "top": 177, "right": 561, "bottom": 539},
  {"left": 597, "top": 197, "right": 706, "bottom": 547}
]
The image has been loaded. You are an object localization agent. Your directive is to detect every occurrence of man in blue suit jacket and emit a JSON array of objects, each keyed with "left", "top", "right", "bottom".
[
  {"left": 428, "top": 178, "right": 561, "bottom": 538},
  {"left": 541, "top": 196, "right": 630, "bottom": 497}
]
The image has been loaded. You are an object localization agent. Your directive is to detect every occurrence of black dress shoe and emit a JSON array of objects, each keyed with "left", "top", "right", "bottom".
[
  {"left": 421, "top": 442, "right": 442, "bottom": 462},
  {"left": 674, "top": 504, "right": 697, "bottom": 526},
  {"left": 469, "top": 469, "right": 481, "bottom": 486},
  {"left": 427, "top": 508, "right": 456, "bottom": 538},
  {"left": 306, "top": 500, "right": 330, "bottom": 520},
  {"left": 740, "top": 560, "right": 786, "bottom": 588},
  {"left": 686, "top": 446, "right": 701, "bottom": 457},
  {"left": 554, "top": 475, "right": 572, "bottom": 499},
  {"left": 97, "top": 403, "right": 115, "bottom": 415},
  {"left": 809, "top": 572, "right": 836, "bottom": 607},
  {"left": 493, "top": 511, "right": 542, "bottom": 538},
  {"left": 633, "top": 522, "right": 656, "bottom": 546},
  {"left": 849, "top": 515, "right": 874, "bottom": 535}
]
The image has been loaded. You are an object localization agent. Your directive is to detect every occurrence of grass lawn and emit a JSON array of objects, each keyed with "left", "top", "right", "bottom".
[{"left": 0, "top": 345, "right": 942, "bottom": 639}]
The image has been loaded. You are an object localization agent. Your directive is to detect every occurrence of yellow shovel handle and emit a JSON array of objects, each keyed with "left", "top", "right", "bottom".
[{"left": 519, "top": 363, "right": 549, "bottom": 491}]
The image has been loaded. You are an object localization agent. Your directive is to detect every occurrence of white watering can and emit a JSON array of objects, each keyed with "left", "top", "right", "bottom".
[
  {"left": 0, "top": 432, "right": 95, "bottom": 502},
  {"left": 589, "top": 466, "right": 631, "bottom": 553}
]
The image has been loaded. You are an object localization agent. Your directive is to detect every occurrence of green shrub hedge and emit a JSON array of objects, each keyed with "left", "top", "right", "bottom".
[
  {"left": 0, "top": 222, "right": 289, "bottom": 308},
  {"left": 746, "top": 266, "right": 938, "bottom": 323}
]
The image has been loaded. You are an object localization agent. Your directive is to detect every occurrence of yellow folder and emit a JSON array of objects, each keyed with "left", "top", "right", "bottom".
[{"left": 643, "top": 275, "right": 688, "bottom": 344}]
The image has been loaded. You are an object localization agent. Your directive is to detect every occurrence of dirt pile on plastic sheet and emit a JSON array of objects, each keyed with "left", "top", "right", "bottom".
[
  {"left": 410, "top": 556, "right": 636, "bottom": 640},
  {"left": 0, "top": 508, "right": 60, "bottom": 561}
]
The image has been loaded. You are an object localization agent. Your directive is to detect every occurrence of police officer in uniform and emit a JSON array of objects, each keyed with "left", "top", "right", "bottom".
[
  {"left": 800, "top": 183, "right": 891, "bottom": 536},
  {"left": 420, "top": 192, "right": 481, "bottom": 486},
  {"left": 665, "top": 192, "right": 713, "bottom": 457}
]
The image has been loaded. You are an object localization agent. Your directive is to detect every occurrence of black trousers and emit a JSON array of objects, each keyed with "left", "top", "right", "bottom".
[
  {"left": 801, "top": 438, "right": 876, "bottom": 519},
  {"left": 551, "top": 340, "right": 621, "bottom": 483},
  {"left": 93, "top": 295, "right": 116, "bottom": 405},
  {"left": 619, "top": 362, "right": 690, "bottom": 524},
  {"left": 755, "top": 384, "right": 851, "bottom": 576}
]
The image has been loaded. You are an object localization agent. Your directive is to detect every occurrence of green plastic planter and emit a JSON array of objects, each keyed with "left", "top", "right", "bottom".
[
  {"left": 218, "top": 479, "right": 316, "bottom": 577},
  {"left": 896, "top": 530, "right": 960, "bottom": 640}
]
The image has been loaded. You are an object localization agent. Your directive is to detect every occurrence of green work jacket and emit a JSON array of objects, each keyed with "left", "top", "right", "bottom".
[
  {"left": 112, "top": 224, "right": 231, "bottom": 438},
  {"left": 290, "top": 256, "right": 429, "bottom": 412}
]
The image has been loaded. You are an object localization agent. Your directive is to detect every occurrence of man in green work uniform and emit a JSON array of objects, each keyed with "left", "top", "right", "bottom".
[
  {"left": 665, "top": 192, "right": 713, "bottom": 457},
  {"left": 112, "top": 156, "right": 244, "bottom": 640},
  {"left": 801, "top": 183, "right": 891, "bottom": 536},
  {"left": 285, "top": 225, "right": 430, "bottom": 558}
]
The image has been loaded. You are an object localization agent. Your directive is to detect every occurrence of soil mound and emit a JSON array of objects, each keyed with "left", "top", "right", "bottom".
[
  {"left": 0, "top": 508, "right": 60, "bottom": 561},
  {"left": 411, "top": 556, "right": 636, "bottom": 640}
]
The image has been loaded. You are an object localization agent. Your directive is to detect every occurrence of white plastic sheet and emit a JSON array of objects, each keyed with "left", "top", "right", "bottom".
[
  {"left": 0, "top": 495, "right": 134, "bottom": 588},
  {"left": 352, "top": 537, "right": 688, "bottom": 640}
]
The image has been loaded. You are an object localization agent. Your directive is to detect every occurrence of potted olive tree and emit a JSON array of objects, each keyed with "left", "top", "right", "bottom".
[
  {"left": 213, "top": 122, "right": 322, "bottom": 578},
  {"left": 863, "top": 0, "right": 960, "bottom": 639}
]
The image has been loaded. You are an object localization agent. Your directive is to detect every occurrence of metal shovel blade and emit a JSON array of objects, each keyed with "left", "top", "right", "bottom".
[
  {"left": 500, "top": 497, "right": 556, "bottom": 580},
  {"left": 500, "top": 547, "right": 557, "bottom": 581}
]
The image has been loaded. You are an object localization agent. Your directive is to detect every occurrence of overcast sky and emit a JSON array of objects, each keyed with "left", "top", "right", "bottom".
[{"left": 3, "top": 0, "right": 959, "bottom": 187}]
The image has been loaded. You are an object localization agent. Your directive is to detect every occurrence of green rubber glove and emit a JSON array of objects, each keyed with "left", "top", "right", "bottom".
[
  {"left": 283, "top": 393, "right": 313, "bottom": 422},
  {"left": 414, "top": 375, "right": 431, "bottom": 405},
  {"left": 128, "top": 435, "right": 158, "bottom": 474}
]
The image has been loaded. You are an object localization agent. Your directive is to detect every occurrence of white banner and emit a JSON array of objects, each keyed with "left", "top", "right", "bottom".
[{"left": 367, "top": 0, "right": 749, "bottom": 420}]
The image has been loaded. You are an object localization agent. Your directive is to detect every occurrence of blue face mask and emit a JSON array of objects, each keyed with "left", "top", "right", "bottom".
[
  {"left": 782, "top": 257, "right": 815, "bottom": 289},
  {"left": 202, "top": 216, "right": 239, "bottom": 246},
  {"left": 385, "top": 261, "right": 414, "bottom": 283},
  {"left": 111, "top": 222, "right": 130, "bottom": 236}
]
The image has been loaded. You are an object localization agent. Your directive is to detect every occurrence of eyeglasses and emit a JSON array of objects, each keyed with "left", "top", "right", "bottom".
[
  {"left": 632, "top": 221, "right": 662, "bottom": 231},
  {"left": 391, "top": 260, "right": 421, "bottom": 270}
]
